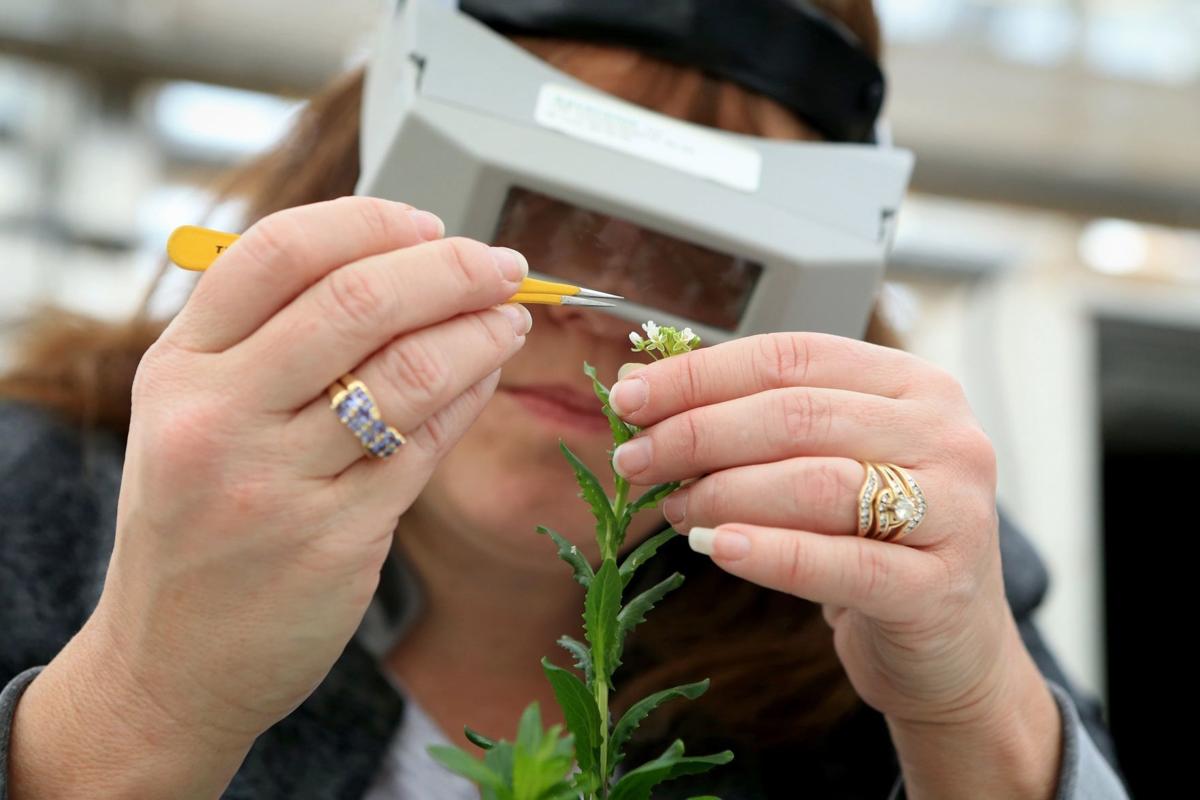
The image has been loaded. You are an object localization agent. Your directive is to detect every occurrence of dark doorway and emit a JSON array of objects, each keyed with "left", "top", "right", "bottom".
[{"left": 1098, "top": 314, "right": 1200, "bottom": 798}]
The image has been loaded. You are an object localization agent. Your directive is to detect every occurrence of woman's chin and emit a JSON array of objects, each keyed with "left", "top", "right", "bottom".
[
  {"left": 412, "top": 390, "right": 624, "bottom": 565},
  {"left": 424, "top": 454, "right": 599, "bottom": 554}
]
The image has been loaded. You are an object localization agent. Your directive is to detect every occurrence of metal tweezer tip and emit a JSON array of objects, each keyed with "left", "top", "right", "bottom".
[
  {"left": 560, "top": 296, "right": 616, "bottom": 307},
  {"left": 575, "top": 287, "right": 624, "bottom": 300}
]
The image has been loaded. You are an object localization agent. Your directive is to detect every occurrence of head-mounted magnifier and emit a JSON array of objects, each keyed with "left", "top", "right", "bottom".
[{"left": 357, "top": 0, "right": 914, "bottom": 344}]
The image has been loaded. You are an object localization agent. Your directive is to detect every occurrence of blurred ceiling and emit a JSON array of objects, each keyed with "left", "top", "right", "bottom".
[
  {"left": 888, "top": 41, "right": 1200, "bottom": 227},
  {"left": 1, "top": 0, "right": 1197, "bottom": 226},
  {"left": 0, "top": 0, "right": 383, "bottom": 92}
]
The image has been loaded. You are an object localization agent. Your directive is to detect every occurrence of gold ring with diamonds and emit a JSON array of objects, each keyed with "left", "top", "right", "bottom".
[
  {"left": 856, "top": 461, "right": 926, "bottom": 542},
  {"left": 327, "top": 374, "right": 406, "bottom": 459}
]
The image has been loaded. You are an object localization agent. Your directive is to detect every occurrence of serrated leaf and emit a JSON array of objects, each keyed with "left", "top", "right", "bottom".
[
  {"left": 627, "top": 482, "right": 681, "bottom": 515},
  {"left": 619, "top": 485, "right": 680, "bottom": 546},
  {"left": 556, "top": 635, "right": 594, "bottom": 688},
  {"left": 607, "top": 740, "right": 734, "bottom": 800},
  {"left": 537, "top": 526, "right": 594, "bottom": 589},
  {"left": 428, "top": 744, "right": 506, "bottom": 791},
  {"left": 617, "top": 572, "right": 684, "bottom": 655},
  {"left": 583, "top": 362, "right": 636, "bottom": 446},
  {"left": 617, "top": 529, "right": 677, "bottom": 588},
  {"left": 559, "top": 441, "right": 617, "bottom": 554},
  {"left": 582, "top": 361, "right": 610, "bottom": 404},
  {"left": 541, "top": 658, "right": 602, "bottom": 781},
  {"left": 584, "top": 559, "right": 624, "bottom": 688},
  {"left": 609, "top": 680, "right": 710, "bottom": 769},
  {"left": 465, "top": 726, "right": 496, "bottom": 750}
]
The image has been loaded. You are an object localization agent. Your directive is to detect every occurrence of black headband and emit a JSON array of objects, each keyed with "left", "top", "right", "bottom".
[{"left": 459, "top": 0, "right": 885, "bottom": 143}]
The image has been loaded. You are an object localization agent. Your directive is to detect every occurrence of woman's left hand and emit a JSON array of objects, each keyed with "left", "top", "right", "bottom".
[{"left": 606, "top": 332, "right": 1036, "bottom": 730}]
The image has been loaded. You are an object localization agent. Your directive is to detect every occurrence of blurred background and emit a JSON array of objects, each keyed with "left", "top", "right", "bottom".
[{"left": 1, "top": 1, "right": 1195, "bottom": 793}]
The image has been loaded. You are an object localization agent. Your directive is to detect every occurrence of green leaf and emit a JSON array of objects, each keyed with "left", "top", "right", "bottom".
[
  {"left": 482, "top": 741, "right": 516, "bottom": 799},
  {"left": 541, "top": 658, "right": 602, "bottom": 781},
  {"left": 617, "top": 529, "right": 677, "bottom": 588},
  {"left": 537, "top": 526, "right": 594, "bottom": 589},
  {"left": 512, "top": 705, "right": 542, "bottom": 800},
  {"left": 540, "top": 724, "right": 574, "bottom": 762},
  {"left": 542, "top": 787, "right": 591, "bottom": 800},
  {"left": 584, "top": 559, "right": 624, "bottom": 688},
  {"left": 617, "top": 572, "right": 684, "bottom": 654},
  {"left": 626, "top": 482, "right": 680, "bottom": 516},
  {"left": 512, "top": 706, "right": 578, "bottom": 800},
  {"left": 583, "top": 362, "right": 636, "bottom": 446},
  {"left": 559, "top": 441, "right": 618, "bottom": 553},
  {"left": 515, "top": 702, "right": 543, "bottom": 754},
  {"left": 608, "top": 680, "right": 710, "bottom": 769},
  {"left": 543, "top": 769, "right": 600, "bottom": 800},
  {"left": 569, "top": 771, "right": 601, "bottom": 796},
  {"left": 465, "top": 726, "right": 496, "bottom": 751},
  {"left": 607, "top": 740, "right": 733, "bottom": 800},
  {"left": 428, "top": 744, "right": 506, "bottom": 791},
  {"left": 582, "top": 361, "right": 610, "bottom": 405},
  {"left": 556, "top": 635, "right": 593, "bottom": 687}
]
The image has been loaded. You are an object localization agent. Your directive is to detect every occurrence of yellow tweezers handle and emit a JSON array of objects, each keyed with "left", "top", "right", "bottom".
[
  {"left": 166, "top": 225, "right": 582, "bottom": 297},
  {"left": 166, "top": 226, "right": 242, "bottom": 271}
]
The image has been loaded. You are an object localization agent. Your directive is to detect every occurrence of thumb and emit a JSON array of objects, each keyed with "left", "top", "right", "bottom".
[{"left": 617, "top": 362, "right": 647, "bottom": 381}]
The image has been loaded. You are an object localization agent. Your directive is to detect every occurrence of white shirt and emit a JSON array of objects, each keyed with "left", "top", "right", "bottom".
[{"left": 361, "top": 690, "right": 481, "bottom": 800}]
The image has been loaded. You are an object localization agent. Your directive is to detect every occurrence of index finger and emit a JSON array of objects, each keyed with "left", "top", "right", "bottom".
[
  {"left": 608, "top": 332, "right": 926, "bottom": 427},
  {"left": 165, "top": 196, "right": 444, "bottom": 352}
]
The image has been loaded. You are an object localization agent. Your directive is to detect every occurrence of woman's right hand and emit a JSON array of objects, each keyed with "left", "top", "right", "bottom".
[{"left": 9, "top": 197, "right": 531, "bottom": 796}]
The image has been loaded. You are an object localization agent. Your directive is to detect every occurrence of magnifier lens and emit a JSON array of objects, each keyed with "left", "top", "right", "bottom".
[{"left": 492, "top": 188, "right": 761, "bottom": 331}]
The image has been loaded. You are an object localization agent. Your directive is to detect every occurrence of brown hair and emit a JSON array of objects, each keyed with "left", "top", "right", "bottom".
[{"left": 1, "top": 0, "right": 894, "bottom": 747}]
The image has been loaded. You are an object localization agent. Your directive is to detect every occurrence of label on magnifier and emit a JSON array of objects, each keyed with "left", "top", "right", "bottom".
[{"left": 534, "top": 83, "right": 762, "bottom": 193}]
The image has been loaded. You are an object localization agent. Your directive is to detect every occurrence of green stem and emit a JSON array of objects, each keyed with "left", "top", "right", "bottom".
[
  {"left": 611, "top": 478, "right": 629, "bottom": 537},
  {"left": 598, "top": 474, "right": 628, "bottom": 795},
  {"left": 596, "top": 678, "right": 610, "bottom": 798},
  {"left": 604, "top": 471, "right": 629, "bottom": 561}
]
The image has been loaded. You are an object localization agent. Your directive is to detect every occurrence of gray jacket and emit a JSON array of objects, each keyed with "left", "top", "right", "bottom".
[{"left": 0, "top": 401, "right": 1130, "bottom": 798}]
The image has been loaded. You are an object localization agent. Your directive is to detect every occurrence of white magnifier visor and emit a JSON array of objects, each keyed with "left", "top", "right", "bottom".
[
  {"left": 357, "top": 1, "right": 914, "bottom": 343},
  {"left": 492, "top": 187, "right": 763, "bottom": 332}
]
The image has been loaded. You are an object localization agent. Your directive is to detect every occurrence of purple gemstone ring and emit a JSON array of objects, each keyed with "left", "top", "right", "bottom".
[{"left": 327, "top": 374, "right": 406, "bottom": 459}]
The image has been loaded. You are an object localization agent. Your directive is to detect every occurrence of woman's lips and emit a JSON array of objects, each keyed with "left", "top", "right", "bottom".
[{"left": 501, "top": 384, "right": 611, "bottom": 434}]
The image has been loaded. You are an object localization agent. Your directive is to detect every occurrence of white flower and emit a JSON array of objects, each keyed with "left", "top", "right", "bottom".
[
  {"left": 680, "top": 327, "right": 696, "bottom": 343},
  {"left": 642, "top": 320, "right": 659, "bottom": 340},
  {"left": 629, "top": 331, "right": 643, "bottom": 345}
]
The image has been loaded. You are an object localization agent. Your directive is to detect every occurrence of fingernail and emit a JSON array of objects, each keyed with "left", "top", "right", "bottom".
[
  {"left": 617, "top": 362, "right": 646, "bottom": 381},
  {"left": 491, "top": 246, "right": 528, "bottom": 283},
  {"left": 411, "top": 210, "right": 445, "bottom": 241},
  {"left": 609, "top": 377, "right": 647, "bottom": 417},
  {"left": 497, "top": 303, "right": 532, "bottom": 335},
  {"left": 611, "top": 437, "right": 651, "bottom": 477},
  {"left": 688, "top": 527, "right": 751, "bottom": 560},
  {"left": 661, "top": 491, "right": 687, "bottom": 525}
]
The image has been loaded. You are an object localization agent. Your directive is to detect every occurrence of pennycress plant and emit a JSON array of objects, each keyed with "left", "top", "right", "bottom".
[
  {"left": 429, "top": 322, "right": 731, "bottom": 800},
  {"left": 628, "top": 321, "right": 700, "bottom": 360}
]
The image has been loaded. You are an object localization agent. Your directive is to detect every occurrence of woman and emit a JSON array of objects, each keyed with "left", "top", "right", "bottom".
[{"left": 0, "top": 1, "right": 1127, "bottom": 797}]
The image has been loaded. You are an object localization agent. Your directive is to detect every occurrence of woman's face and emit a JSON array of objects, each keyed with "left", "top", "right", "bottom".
[
  {"left": 411, "top": 202, "right": 748, "bottom": 568},
  {"left": 414, "top": 267, "right": 658, "bottom": 568},
  {"left": 406, "top": 46, "right": 813, "bottom": 568}
]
